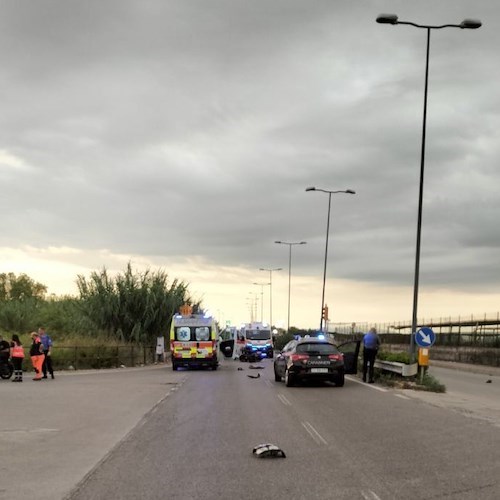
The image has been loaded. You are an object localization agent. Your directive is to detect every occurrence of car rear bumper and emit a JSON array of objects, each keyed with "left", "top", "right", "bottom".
[
  {"left": 173, "top": 358, "right": 218, "bottom": 368},
  {"left": 289, "top": 365, "right": 344, "bottom": 380}
]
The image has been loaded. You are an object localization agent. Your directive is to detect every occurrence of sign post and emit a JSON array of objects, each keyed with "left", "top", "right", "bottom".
[{"left": 415, "top": 327, "right": 435, "bottom": 383}]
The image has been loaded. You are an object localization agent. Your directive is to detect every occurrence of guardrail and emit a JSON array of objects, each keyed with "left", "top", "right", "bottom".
[{"left": 374, "top": 360, "right": 418, "bottom": 377}]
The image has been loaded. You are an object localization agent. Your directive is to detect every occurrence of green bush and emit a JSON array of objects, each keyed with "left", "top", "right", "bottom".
[
  {"left": 377, "top": 351, "right": 412, "bottom": 364},
  {"left": 418, "top": 373, "right": 446, "bottom": 392},
  {"left": 273, "top": 331, "right": 295, "bottom": 351},
  {"left": 376, "top": 370, "right": 446, "bottom": 393}
]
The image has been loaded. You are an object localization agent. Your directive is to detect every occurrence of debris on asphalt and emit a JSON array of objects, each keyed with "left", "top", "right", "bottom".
[
  {"left": 247, "top": 373, "right": 260, "bottom": 379},
  {"left": 252, "top": 443, "right": 286, "bottom": 458},
  {"left": 249, "top": 365, "right": 265, "bottom": 370}
]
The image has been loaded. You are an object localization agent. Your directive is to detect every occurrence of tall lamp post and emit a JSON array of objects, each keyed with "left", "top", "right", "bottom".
[
  {"left": 253, "top": 282, "right": 270, "bottom": 323},
  {"left": 377, "top": 14, "right": 481, "bottom": 361},
  {"left": 305, "top": 187, "right": 355, "bottom": 332},
  {"left": 246, "top": 292, "right": 258, "bottom": 323},
  {"left": 275, "top": 241, "right": 307, "bottom": 333},
  {"left": 259, "top": 267, "right": 282, "bottom": 331}
]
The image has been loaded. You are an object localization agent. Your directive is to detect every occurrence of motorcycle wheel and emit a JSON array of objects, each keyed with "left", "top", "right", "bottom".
[{"left": 0, "top": 362, "right": 14, "bottom": 379}]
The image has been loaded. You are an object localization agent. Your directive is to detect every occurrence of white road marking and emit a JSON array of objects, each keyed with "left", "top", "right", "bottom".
[
  {"left": 301, "top": 421, "right": 328, "bottom": 446},
  {"left": 277, "top": 394, "right": 292, "bottom": 406},
  {"left": 0, "top": 428, "right": 59, "bottom": 435},
  {"left": 394, "top": 393, "right": 410, "bottom": 400},
  {"left": 346, "top": 376, "right": 388, "bottom": 392},
  {"left": 361, "top": 490, "right": 382, "bottom": 500}
]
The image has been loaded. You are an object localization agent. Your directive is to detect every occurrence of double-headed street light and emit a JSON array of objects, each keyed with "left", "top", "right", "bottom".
[
  {"left": 274, "top": 241, "right": 307, "bottom": 333},
  {"left": 306, "top": 187, "right": 355, "bottom": 332},
  {"left": 259, "top": 267, "right": 282, "bottom": 331},
  {"left": 253, "top": 282, "right": 270, "bottom": 323},
  {"left": 377, "top": 14, "right": 481, "bottom": 361},
  {"left": 246, "top": 292, "right": 259, "bottom": 323}
]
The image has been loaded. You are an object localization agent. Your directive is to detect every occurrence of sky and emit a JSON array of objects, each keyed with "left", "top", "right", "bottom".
[{"left": 1, "top": 0, "right": 499, "bottom": 330}]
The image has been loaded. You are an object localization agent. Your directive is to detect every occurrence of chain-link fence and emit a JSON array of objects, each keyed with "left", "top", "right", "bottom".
[{"left": 34, "top": 345, "right": 158, "bottom": 371}]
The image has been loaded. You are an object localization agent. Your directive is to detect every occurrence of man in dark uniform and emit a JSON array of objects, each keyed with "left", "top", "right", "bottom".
[
  {"left": 39, "top": 327, "right": 54, "bottom": 379},
  {"left": 362, "top": 327, "right": 381, "bottom": 383}
]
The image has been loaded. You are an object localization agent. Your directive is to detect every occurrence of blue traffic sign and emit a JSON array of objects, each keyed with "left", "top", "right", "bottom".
[{"left": 415, "top": 327, "right": 436, "bottom": 348}]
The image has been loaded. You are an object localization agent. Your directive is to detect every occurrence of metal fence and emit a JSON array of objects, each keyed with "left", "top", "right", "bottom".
[
  {"left": 330, "top": 312, "right": 500, "bottom": 340},
  {"left": 45, "top": 345, "right": 157, "bottom": 371},
  {"left": 334, "top": 331, "right": 500, "bottom": 348}
]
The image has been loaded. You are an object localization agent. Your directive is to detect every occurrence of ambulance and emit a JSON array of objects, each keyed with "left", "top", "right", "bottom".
[
  {"left": 240, "top": 322, "right": 273, "bottom": 360},
  {"left": 169, "top": 305, "right": 219, "bottom": 371}
]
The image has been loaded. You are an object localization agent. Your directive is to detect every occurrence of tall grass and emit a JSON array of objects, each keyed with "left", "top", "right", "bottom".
[{"left": 0, "top": 263, "right": 201, "bottom": 347}]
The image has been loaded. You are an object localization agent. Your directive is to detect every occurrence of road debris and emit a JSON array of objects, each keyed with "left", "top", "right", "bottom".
[{"left": 252, "top": 443, "right": 286, "bottom": 458}]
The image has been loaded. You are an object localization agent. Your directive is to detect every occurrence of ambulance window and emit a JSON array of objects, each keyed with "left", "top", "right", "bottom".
[
  {"left": 177, "top": 327, "right": 191, "bottom": 341},
  {"left": 195, "top": 327, "right": 210, "bottom": 341}
]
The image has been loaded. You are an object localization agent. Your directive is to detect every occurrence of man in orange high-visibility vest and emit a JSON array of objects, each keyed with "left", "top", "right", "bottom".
[{"left": 29, "top": 332, "right": 44, "bottom": 381}]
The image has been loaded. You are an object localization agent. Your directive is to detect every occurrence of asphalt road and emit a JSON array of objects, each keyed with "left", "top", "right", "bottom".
[
  {"left": 0, "top": 365, "right": 186, "bottom": 500},
  {"left": 2, "top": 359, "right": 500, "bottom": 500},
  {"left": 70, "top": 359, "right": 500, "bottom": 500}
]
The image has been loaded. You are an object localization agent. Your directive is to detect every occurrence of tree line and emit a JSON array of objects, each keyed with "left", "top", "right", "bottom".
[{"left": 0, "top": 263, "right": 200, "bottom": 344}]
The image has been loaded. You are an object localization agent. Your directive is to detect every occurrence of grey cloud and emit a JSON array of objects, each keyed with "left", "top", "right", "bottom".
[{"left": 0, "top": 0, "right": 498, "bottom": 298}]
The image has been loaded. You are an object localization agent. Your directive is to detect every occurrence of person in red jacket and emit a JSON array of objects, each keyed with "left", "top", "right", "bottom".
[
  {"left": 29, "top": 331, "right": 44, "bottom": 381},
  {"left": 10, "top": 334, "right": 25, "bottom": 382}
]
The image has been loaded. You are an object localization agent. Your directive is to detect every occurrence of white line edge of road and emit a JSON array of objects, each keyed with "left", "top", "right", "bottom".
[
  {"left": 346, "top": 375, "right": 388, "bottom": 392},
  {"left": 394, "top": 393, "right": 410, "bottom": 400}
]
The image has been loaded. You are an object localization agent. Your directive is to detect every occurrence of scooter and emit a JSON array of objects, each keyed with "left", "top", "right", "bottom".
[
  {"left": 239, "top": 346, "right": 264, "bottom": 363},
  {"left": 0, "top": 358, "right": 14, "bottom": 379}
]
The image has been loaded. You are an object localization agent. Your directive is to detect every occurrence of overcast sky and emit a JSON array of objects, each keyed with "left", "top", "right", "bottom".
[{"left": 1, "top": 0, "right": 499, "bottom": 330}]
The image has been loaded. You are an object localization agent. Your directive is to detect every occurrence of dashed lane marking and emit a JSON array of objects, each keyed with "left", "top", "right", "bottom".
[
  {"left": 277, "top": 394, "right": 292, "bottom": 406},
  {"left": 361, "top": 490, "right": 382, "bottom": 500},
  {"left": 301, "top": 421, "right": 328, "bottom": 446}
]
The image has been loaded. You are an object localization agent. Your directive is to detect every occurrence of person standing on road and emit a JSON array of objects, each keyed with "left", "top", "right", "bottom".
[
  {"left": 362, "top": 327, "right": 381, "bottom": 383},
  {"left": 10, "top": 334, "right": 25, "bottom": 382},
  {"left": 155, "top": 336, "right": 165, "bottom": 363},
  {"left": 30, "top": 331, "right": 44, "bottom": 381},
  {"left": 39, "top": 327, "right": 54, "bottom": 379}
]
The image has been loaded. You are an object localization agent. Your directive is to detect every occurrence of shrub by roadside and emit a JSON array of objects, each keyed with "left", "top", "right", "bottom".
[{"left": 377, "top": 370, "right": 446, "bottom": 392}]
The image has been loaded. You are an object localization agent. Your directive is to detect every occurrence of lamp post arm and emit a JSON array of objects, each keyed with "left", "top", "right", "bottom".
[{"left": 397, "top": 21, "right": 463, "bottom": 29}]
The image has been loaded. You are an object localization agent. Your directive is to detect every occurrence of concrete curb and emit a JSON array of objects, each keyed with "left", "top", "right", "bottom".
[{"left": 430, "top": 359, "right": 500, "bottom": 376}]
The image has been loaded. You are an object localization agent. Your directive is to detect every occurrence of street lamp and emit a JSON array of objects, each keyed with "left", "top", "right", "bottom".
[
  {"left": 246, "top": 292, "right": 258, "bottom": 323},
  {"left": 259, "top": 267, "right": 282, "bottom": 330},
  {"left": 377, "top": 14, "right": 481, "bottom": 361},
  {"left": 275, "top": 241, "right": 307, "bottom": 333},
  {"left": 305, "top": 187, "right": 355, "bottom": 332},
  {"left": 253, "top": 282, "right": 270, "bottom": 323}
]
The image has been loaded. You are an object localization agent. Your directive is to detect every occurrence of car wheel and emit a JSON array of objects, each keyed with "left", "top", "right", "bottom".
[
  {"left": 334, "top": 374, "right": 345, "bottom": 387},
  {"left": 285, "top": 369, "right": 295, "bottom": 387},
  {"left": 274, "top": 367, "right": 281, "bottom": 382},
  {"left": 172, "top": 362, "right": 178, "bottom": 371}
]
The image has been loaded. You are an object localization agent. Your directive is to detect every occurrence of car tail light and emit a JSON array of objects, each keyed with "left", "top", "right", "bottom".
[
  {"left": 290, "top": 353, "right": 309, "bottom": 363},
  {"left": 328, "top": 353, "right": 343, "bottom": 361}
]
